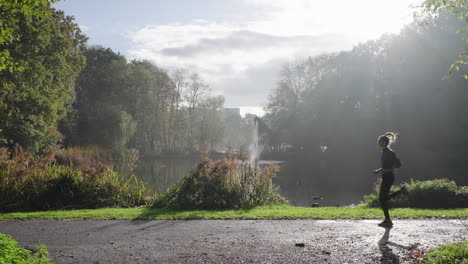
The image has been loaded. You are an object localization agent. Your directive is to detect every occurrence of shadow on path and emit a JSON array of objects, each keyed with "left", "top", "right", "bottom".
[
  {"left": 378, "top": 227, "right": 420, "bottom": 264},
  {"left": 134, "top": 208, "right": 220, "bottom": 220}
]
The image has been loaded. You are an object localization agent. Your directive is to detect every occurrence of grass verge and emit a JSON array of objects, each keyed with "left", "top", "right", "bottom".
[
  {"left": 423, "top": 241, "right": 468, "bottom": 264},
  {"left": 0, "top": 206, "right": 467, "bottom": 221}
]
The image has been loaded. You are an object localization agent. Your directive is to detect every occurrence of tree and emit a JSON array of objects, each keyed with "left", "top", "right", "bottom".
[
  {"left": 169, "top": 68, "right": 188, "bottom": 151},
  {"left": 0, "top": 5, "right": 87, "bottom": 154},
  {"left": 128, "top": 60, "right": 173, "bottom": 154},
  {"left": 420, "top": 0, "right": 468, "bottom": 77},
  {"left": 185, "top": 73, "right": 209, "bottom": 151},
  {"left": 264, "top": 55, "right": 334, "bottom": 151},
  {"left": 0, "top": 0, "right": 59, "bottom": 72},
  {"left": 70, "top": 47, "right": 134, "bottom": 152},
  {"left": 197, "top": 95, "right": 225, "bottom": 150}
]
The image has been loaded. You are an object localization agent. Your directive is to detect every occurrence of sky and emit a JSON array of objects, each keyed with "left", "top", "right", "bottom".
[{"left": 53, "top": 0, "right": 422, "bottom": 116}]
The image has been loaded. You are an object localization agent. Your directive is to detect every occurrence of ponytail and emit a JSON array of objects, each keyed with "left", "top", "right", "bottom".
[
  {"left": 385, "top": 132, "right": 398, "bottom": 146},
  {"left": 378, "top": 132, "right": 399, "bottom": 147}
]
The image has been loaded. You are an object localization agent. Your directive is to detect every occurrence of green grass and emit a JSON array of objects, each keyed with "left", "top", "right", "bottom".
[
  {"left": 0, "top": 206, "right": 467, "bottom": 221},
  {"left": 0, "top": 233, "right": 51, "bottom": 264},
  {"left": 423, "top": 241, "right": 468, "bottom": 264}
]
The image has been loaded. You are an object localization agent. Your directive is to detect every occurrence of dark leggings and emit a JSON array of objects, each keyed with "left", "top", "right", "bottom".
[{"left": 379, "top": 172, "right": 402, "bottom": 220}]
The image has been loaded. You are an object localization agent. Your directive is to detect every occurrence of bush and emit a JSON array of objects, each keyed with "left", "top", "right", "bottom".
[
  {"left": 363, "top": 179, "right": 468, "bottom": 209},
  {"left": 0, "top": 233, "right": 51, "bottom": 264},
  {"left": 154, "top": 154, "right": 288, "bottom": 210},
  {"left": 0, "top": 146, "right": 154, "bottom": 212},
  {"left": 423, "top": 241, "right": 468, "bottom": 264}
]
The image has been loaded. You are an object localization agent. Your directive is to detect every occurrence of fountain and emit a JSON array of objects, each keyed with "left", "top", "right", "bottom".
[{"left": 249, "top": 117, "right": 264, "bottom": 163}]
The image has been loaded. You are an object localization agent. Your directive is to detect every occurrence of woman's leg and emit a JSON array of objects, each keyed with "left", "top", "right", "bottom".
[
  {"left": 386, "top": 188, "right": 402, "bottom": 200},
  {"left": 379, "top": 173, "right": 395, "bottom": 221}
]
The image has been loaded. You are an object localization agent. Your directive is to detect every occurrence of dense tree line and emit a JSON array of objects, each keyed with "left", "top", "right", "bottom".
[
  {"left": 0, "top": 1, "right": 258, "bottom": 160},
  {"left": 262, "top": 13, "right": 468, "bottom": 185},
  {"left": 63, "top": 46, "right": 229, "bottom": 157}
]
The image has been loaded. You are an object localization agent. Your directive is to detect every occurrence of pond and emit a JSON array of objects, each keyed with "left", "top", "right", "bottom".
[{"left": 135, "top": 157, "right": 374, "bottom": 207}]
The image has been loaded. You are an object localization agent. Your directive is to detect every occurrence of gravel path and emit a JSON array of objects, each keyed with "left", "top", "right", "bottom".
[{"left": 0, "top": 219, "right": 466, "bottom": 264}]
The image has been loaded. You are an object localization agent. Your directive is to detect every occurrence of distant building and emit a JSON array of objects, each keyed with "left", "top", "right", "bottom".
[{"left": 223, "top": 108, "right": 241, "bottom": 119}]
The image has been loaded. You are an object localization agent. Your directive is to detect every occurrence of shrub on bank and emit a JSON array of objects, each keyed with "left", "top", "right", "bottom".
[
  {"left": 0, "top": 233, "right": 51, "bottom": 264},
  {"left": 154, "top": 154, "right": 288, "bottom": 209},
  {"left": 0, "top": 146, "right": 153, "bottom": 212},
  {"left": 363, "top": 179, "right": 468, "bottom": 209},
  {"left": 55, "top": 145, "right": 113, "bottom": 169}
]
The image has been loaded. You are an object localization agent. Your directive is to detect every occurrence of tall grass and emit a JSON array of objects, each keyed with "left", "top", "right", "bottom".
[
  {"left": 154, "top": 152, "right": 288, "bottom": 209},
  {"left": 363, "top": 179, "right": 468, "bottom": 209},
  {"left": 0, "top": 146, "right": 154, "bottom": 212},
  {"left": 55, "top": 145, "right": 113, "bottom": 168}
]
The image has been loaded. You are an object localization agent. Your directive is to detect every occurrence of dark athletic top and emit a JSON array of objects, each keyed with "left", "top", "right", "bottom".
[{"left": 381, "top": 147, "right": 401, "bottom": 169}]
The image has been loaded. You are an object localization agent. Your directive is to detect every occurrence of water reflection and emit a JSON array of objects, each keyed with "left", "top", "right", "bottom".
[
  {"left": 135, "top": 157, "right": 371, "bottom": 206},
  {"left": 272, "top": 159, "right": 371, "bottom": 207},
  {"left": 135, "top": 158, "right": 199, "bottom": 193}
]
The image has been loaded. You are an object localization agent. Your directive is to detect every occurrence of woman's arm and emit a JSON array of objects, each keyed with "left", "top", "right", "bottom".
[{"left": 373, "top": 168, "right": 394, "bottom": 174}]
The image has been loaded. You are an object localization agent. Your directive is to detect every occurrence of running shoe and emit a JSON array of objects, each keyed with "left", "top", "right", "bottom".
[
  {"left": 378, "top": 220, "right": 393, "bottom": 228},
  {"left": 400, "top": 184, "right": 409, "bottom": 195}
]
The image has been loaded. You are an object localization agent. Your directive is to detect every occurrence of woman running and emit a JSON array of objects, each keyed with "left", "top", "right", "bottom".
[{"left": 373, "top": 132, "right": 407, "bottom": 228}]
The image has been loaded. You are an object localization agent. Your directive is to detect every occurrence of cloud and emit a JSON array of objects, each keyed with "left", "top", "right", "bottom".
[
  {"left": 243, "top": 0, "right": 422, "bottom": 37},
  {"left": 159, "top": 30, "right": 351, "bottom": 58},
  {"left": 79, "top": 24, "right": 90, "bottom": 32},
  {"left": 127, "top": 0, "right": 423, "bottom": 111}
]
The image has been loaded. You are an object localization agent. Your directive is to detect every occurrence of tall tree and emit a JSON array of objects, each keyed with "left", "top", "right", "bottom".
[
  {"left": 169, "top": 68, "right": 188, "bottom": 151},
  {"left": 197, "top": 95, "right": 225, "bottom": 150},
  {"left": 0, "top": 5, "right": 87, "bottom": 153},
  {"left": 185, "top": 73, "right": 209, "bottom": 151},
  {"left": 70, "top": 47, "right": 134, "bottom": 153},
  {"left": 128, "top": 60, "right": 173, "bottom": 154}
]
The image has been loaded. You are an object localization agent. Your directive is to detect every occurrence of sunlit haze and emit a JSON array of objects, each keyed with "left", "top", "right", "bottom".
[
  {"left": 54, "top": 0, "right": 423, "bottom": 116},
  {"left": 3, "top": 1, "right": 468, "bottom": 255}
]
